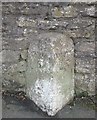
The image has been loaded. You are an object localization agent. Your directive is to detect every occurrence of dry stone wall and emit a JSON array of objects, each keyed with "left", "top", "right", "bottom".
[{"left": 2, "top": 2, "right": 96, "bottom": 95}]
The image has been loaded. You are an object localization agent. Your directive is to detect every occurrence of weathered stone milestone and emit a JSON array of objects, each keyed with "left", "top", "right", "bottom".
[
  {"left": 2, "top": 3, "right": 96, "bottom": 116},
  {"left": 26, "top": 32, "right": 74, "bottom": 116}
]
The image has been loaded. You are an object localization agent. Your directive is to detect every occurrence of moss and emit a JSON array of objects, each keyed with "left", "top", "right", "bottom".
[
  {"left": 80, "top": 97, "right": 96, "bottom": 111},
  {"left": 53, "top": 8, "right": 63, "bottom": 18},
  {"left": 76, "top": 91, "right": 88, "bottom": 98},
  {"left": 68, "top": 88, "right": 96, "bottom": 111}
]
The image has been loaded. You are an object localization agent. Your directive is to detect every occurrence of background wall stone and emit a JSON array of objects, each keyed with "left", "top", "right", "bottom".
[{"left": 2, "top": 2, "right": 96, "bottom": 96}]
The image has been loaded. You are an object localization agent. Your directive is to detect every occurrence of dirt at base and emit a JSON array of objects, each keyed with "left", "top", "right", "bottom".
[{"left": 2, "top": 91, "right": 96, "bottom": 118}]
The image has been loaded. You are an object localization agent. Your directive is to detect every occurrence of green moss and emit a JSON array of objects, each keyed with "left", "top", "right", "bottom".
[{"left": 70, "top": 88, "right": 96, "bottom": 111}]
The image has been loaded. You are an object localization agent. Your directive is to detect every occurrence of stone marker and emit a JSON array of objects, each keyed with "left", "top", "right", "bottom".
[{"left": 26, "top": 32, "right": 74, "bottom": 116}]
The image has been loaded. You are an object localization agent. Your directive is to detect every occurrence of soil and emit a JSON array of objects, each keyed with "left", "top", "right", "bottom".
[{"left": 2, "top": 91, "right": 96, "bottom": 118}]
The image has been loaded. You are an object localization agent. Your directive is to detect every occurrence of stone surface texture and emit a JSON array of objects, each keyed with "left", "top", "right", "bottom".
[
  {"left": 2, "top": 3, "right": 96, "bottom": 97},
  {"left": 71, "top": 0, "right": 96, "bottom": 2},
  {"left": 26, "top": 33, "right": 74, "bottom": 116}
]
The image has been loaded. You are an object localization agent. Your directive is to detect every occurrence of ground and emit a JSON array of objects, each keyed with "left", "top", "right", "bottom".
[{"left": 2, "top": 91, "right": 96, "bottom": 118}]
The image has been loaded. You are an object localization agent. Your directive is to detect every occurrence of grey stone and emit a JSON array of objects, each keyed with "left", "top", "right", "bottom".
[
  {"left": 70, "top": 0, "right": 96, "bottom": 3},
  {"left": 2, "top": 3, "right": 16, "bottom": 14},
  {"left": 2, "top": 78, "right": 25, "bottom": 91},
  {"left": 21, "top": 50, "right": 28, "bottom": 60},
  {"left": 75, "top": 42, "right": 95, "bottom": 57},
  {"left": 52, "top": 6, "right": 78, "bottom": 18},
  {"left": 75, "top": 41, "right": 95, "bottom": 53},
  {"left": 0, "top": 41, "right": 2, "bottom": 52},
  {"left": 52, "top": 7, "right": 64, "bottom": 18},
  {"left": 67, "top": 29, "right": 82, "bottom": 38},
  {"left": 73, "top": 37, "right": 95, "bottom": 44},
  {"left": 67, "top": 18, "right": 94, "bottom": 29},
  {"left": 2, "top": 15, "right": 24, "bottom": 38},
  {"left": 2, "top": 50, "right": 20, "bottom": 63},
  {"left": 75, "top": 58, "right": 95, "bottom": 74},
  {"left": 36, "top": 19, "right": 68, "bottom": 30},
  {"left": 17, "top": 17, "right": 36, "bottom": 27},
  {"left": 3, "top": 60, "right": 27, "bottom": 73},
  {"left": 3, "top": 37, "right": 29, "bottom": 51},
  {"left": 0, "top": 65, "right": 2, "bottom": 92},
  {"left": 26, "top": 32, "right": 74, "bottom": 116},
  {"left": 2, "top": 60, "right": 27, "bottom": 89},
  {"left": 17, "top": 61, "right": 27, "bottom": 72},
  {"left": 2, "top": 2, "right": 96, "bottom": 100},
  {"left": 82, "top": 6, "right": 95, "bottom": 16},
  {"left": 75, "top": 73, "right": 95, "bottom": 95},
  {"left": 63, "top": 6, "right": 78, "bottom": 17},
  {"left": 68, "top": 25, "right": 95, "bottom": 38}
]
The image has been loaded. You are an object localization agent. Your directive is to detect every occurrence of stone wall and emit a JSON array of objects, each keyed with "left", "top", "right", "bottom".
[{"left": 2, "top": 2, "right": 96, "bottom": 95}]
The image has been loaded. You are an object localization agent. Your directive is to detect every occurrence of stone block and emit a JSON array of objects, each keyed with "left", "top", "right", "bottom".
[
  {"left": 82, "top": 6, "right": 95, "bottom": 17},
  {"left": 67, "top": 18, "right": 94, "bottom": 29},
  {"left": 2, "top": 37, "right": 29, "bottom": 51},
  {"left": 75, "top": 41, "right": 95, "bottom": 57},
  {"left": 3, "top": 63, "right": 26, "bottom": 86},
  {"left": 2, "top": 50, "right": 20, "bottom": 63},
  {"left": 17, "top": 17, "right": 36, "bottom": 27},
  {"left": 26, "top": 32, "right": 74, "bottom": 116},
  {"left": 20, "top": 50, "right": 28, "bottom": 60},
  {"left": 75, "top": 73, "right": 95, "bottom": 95},
  {"left": 70, "top": 0, "right": 96, "bottom": 3},
  {"left": 75, "top": 42, "right": 95, "bottom": 53},
  {"left": 75, "top": 58, "right": 95, "bottom": 73},
  {"left": 68, "top": 24, "right": 95, "bottom": 39},
  {"left": 52, "top": 6, "right": 78, "bottom": 18}
]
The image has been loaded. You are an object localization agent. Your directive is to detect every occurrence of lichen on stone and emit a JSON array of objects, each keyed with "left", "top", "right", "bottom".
[{"left": 26, "top": 32, "right": 74, "bottom": 116}]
